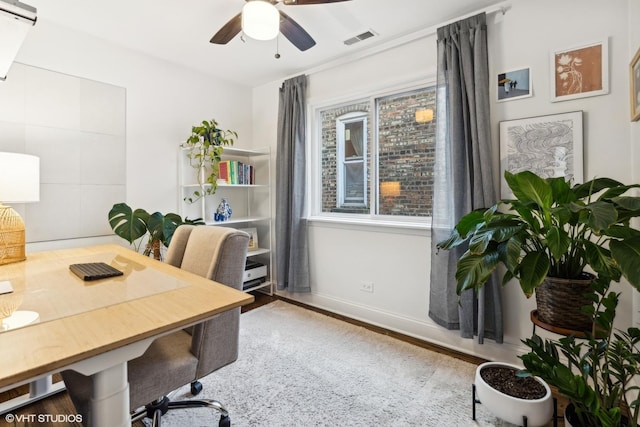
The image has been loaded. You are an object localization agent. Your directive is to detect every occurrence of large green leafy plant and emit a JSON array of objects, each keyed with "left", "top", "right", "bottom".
[
  {"left": 181, "top": 119, "right": 237, "bottom": 203},
  {"left": 437, "top": 170, "right": 640, "bottom": 297},
  {"left": 520, "top": 279, "right": 640, "bottom": 427},
  {"left": 108, "top": 202, "right": 204, "bottom": 260}
]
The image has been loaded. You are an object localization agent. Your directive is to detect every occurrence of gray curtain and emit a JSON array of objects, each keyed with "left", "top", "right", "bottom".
[
  {"left": 276, "top": 75, "right": 311, "bottom": 292},
  {"left": 428, "top": 13, "right": 503, "bottom": 343}
]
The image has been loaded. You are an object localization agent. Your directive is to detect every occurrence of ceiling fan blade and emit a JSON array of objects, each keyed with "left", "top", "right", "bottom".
[
  {"left": 279, "top": 10, "right": 316, "bottom": 51},
  {"left": 282, "top": 0, "right": 351, "bottom": 4},
  {"left": 210, "top": 13, "right": 242, "bottom": 44}
]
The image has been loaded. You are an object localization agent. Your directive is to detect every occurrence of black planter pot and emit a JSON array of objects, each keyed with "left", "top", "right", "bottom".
[
  {"left": 564, "top": 403, "right": 584, "bottom": 427},
  {"left": 565, "top": 403, "right": 639, "bottom": 427}
]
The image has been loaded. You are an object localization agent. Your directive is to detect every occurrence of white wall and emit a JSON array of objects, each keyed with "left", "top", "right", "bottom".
[
  {"left": 13, "top": 19, "right": 253, "bottom": 252},
  {"left": 253, "top": 0, "right": 637, "bottom": 363}
]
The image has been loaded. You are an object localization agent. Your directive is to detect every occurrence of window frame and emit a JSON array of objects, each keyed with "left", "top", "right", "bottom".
[
  {"left": 336, "top": 112, "right": 368, "bottom": 208},
  {"left": 308, "top": 78, "right": 435, "bottom": 230}
]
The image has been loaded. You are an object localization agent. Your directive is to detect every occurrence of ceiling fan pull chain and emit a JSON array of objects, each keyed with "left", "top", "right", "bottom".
[{"left": 275, "top": 34, "right": 281, "bottom": 59}]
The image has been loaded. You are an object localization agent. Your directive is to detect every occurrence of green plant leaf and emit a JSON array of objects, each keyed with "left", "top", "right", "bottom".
[
  {"left": 573, "top": 177, "right": 624, "bottom": 199},
  {"left": 612, "top": 195, "right": 640, "bottom": 211},
  {"left": 108, "top": 203, "right": 149, "bottom": 244},
  {"left": 584, "top": 201, "right": 618, "bottom": 232},
  {"left": 545, "top": 226, "right": 571, "bottom": 261},
  {"left": 499, "top": 235, "right": 523, "bottom": 273},
  {"left": 505, "top": 170, "right": 553, "bottom": 209},
  {"left": 518, "top": 252, "right": 550, "bottom": 297},
  {"left": 454, "top": 251, "right": 500, "bottom": 294},
  {"left": 610, "top": 237, "right": 640, "bottom": 290},
  {"left": 584, "top": 240, "right": 618, "bottom": 280},
  {"left": 603, "top": 225, "right": 640, "bottom": 239},
  {"left": 468, "top": 218, "right": 524, "bottom": 254},
  {"left": 454, "top": 209, "right": 487, "bottom": 238},
  {"left": 162, "top": 213, "right": 184, "bottom": 246}
]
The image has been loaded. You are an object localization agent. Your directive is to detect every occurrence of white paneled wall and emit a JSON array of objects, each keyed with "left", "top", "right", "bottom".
[{"left": 0, "top": 63, "right": 126, "bottom": 243}]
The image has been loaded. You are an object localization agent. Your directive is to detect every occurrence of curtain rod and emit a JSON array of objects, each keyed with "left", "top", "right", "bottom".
[{"left": 289, "top": 1, "right": 510, "bottom": 81}]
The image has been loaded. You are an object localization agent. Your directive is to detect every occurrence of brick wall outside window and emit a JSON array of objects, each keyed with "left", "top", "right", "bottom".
[
  {"left": 321, "top": 102, "right": 371, "bottom": 214},
  {"left": 320, "top": 86, "right": 436, "bottom": 217}
]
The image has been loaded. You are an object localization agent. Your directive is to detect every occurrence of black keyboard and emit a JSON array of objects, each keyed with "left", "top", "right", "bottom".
[{"left": 69, "top": 262, "right": 123, "bottom": 281}]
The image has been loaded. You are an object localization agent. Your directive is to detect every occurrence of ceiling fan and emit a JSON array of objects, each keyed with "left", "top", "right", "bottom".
[{"left": 210, "top": 0, "right": 352, "bottom": 52}]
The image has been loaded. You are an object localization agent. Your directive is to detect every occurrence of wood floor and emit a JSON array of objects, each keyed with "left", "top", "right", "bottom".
[{"left": 0, "top": 293, "right": 566, "bottom": 426}]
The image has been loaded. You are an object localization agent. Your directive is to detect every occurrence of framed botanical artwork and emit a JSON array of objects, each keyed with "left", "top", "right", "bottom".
[
  {"left": 499, "top": 111, "right": 584, "bottom": 199},
  {"left": 631, "top": 46, "right": 640, "bottom": 122},
  {"left": 497, "top": 67, "right": 532, "bottom": 102},
  {"left": 239, "top": 227, "right": 259, "bottom": 251},
  {"left": 551, "top": 39, "right": 609, "bottom": 102}
]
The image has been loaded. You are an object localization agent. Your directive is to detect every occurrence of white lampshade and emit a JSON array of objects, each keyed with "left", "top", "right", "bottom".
[
  {"left": 242, "top": 1, "right": 280, "bottom": 41},
  {"left": 0, "top": 152, "right": 39, "bottom": 203}
]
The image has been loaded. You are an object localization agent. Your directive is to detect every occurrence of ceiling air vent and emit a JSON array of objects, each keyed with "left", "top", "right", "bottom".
[{"left": 343, "top": 30, "right": 377, "bottom": 46}]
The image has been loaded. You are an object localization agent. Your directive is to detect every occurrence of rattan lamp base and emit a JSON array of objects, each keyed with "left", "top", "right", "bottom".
[{"left": 0, "top": 204, "right": 27, "bottom": 265}]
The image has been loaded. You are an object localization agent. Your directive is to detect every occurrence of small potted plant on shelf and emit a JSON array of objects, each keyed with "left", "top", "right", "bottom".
[
  {"left": 519, "top": 278, "right": 640, "bottom": 427},
  {"left": 436, "top": 170, "right": 640, "bottom": 331},
  {"left": 181, "top": 119, "right": 238, "bottom": 203},
  {"left": 108, "top": 202, "right": 204, "bottom": 260}
]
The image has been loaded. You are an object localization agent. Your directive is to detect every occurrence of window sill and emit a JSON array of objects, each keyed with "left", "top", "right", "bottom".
[{"left": 307, "top": 215, "right": 431, "bottom": 236}]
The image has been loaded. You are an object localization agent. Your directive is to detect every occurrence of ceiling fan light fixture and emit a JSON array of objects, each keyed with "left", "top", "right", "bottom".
[{"left": 242, "top": 1, "right": 280, "bottom": 41}]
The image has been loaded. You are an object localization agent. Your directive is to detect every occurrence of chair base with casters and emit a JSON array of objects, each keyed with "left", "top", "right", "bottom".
[{"left": 131, "top": 381, "right": 231, "bottom": 427}]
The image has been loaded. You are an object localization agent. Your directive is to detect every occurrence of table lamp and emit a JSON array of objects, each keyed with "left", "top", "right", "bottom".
[{"left": 0, "top": 152, "right": 39, "bottom": 265}]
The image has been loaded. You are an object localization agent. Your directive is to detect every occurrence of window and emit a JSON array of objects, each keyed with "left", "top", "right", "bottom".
[
  {"left": 337, "top": 112, "right": 367, "bottom": 208},
  {"left": 316, "top": 84, "right": 436, "bottom": 220}
]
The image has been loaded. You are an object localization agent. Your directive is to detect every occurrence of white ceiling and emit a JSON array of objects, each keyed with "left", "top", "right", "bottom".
[{"left": 25, "top": 0, "right": 504, "bottom": 87}]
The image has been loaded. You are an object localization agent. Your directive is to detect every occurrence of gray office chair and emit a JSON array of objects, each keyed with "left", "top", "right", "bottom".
[{"left": 62, "top": 225, "right": 250, "bottom": 427}]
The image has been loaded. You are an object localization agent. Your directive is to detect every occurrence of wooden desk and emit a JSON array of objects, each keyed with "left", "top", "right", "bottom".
[{"left": 0, "top": 245, "right": 254, "bottom": 426}]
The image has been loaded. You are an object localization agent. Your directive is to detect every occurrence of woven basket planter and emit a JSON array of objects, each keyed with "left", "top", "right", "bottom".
[{"left": 535, "top": 273, "right": 595, "bottom": 332}]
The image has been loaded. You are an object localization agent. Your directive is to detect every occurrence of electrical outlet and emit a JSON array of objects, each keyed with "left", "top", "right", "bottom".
[{"left": 360, "top": 281, "right": 374, "bottom": 293}]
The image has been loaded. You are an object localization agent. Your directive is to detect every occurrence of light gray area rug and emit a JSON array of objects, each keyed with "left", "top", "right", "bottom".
[{"left": 149, "top": 300, "right": 515, "bottom": 426}]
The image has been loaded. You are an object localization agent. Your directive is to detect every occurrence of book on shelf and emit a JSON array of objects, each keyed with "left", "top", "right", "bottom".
[
  {"left": 222, "top": 160, "right": 255, "bottom": 185},
  {"left": 219, "top": 160, "right": 230, "bottom": 183}
]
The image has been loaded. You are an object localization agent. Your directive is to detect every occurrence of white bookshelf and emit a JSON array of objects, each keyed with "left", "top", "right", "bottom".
[{"left": 178, "top": 146, "right": 273, "bottom": 294}]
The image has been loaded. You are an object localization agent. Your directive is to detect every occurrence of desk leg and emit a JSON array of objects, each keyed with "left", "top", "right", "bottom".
[
  {"left": 91, "top": 363, "right": 130, "bottom": 427},
  {"left": 0, "top": 376, "right": 66, "bottom": 415}
]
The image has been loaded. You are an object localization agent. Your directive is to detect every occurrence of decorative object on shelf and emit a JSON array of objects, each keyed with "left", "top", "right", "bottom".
[
  {"left": 214, "top": 198, "right": 232, "bottom": 222},
  {"left": 181, "top": 119, "right": 238, "bottom": 203},
  {"left": 630, "top": 45, "right": 640, "bottom": 122},
  {"left": 239, "top": 227, "right": 258, "bottom": 251},
  {"left": 472, "top": 361, "right": 553, "bottom": 427},
  {"left": 521, "top": 279, "right": 640, "bottom": 427},
  {"left": 108, "top": 202, "right": 204, "bottom": 260},
  {"left": 499, "top": 111, "right": 583, "bottom": 199},
  {"left": 436, "top": 170, "right": 640, "bottom": 332},
  {"left": 551, "top": 39, "right": 609, "bottom": 102}
]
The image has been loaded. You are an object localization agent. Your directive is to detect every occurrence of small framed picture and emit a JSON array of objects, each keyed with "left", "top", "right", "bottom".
[
  {"left": 239, "top": 227, "right": 259, "bottom": 251},
  {"left": 630, "top": 46, "right": 640, "bottom": 122},
  {"left": 551, "top": 39, "right": 609, "bottom": 102},
  {"left": 497, "top": 67, "right": 532, "bottom": 102},
  {"left": 499, "top": 111, "right": 584, "bottom": 199}
]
